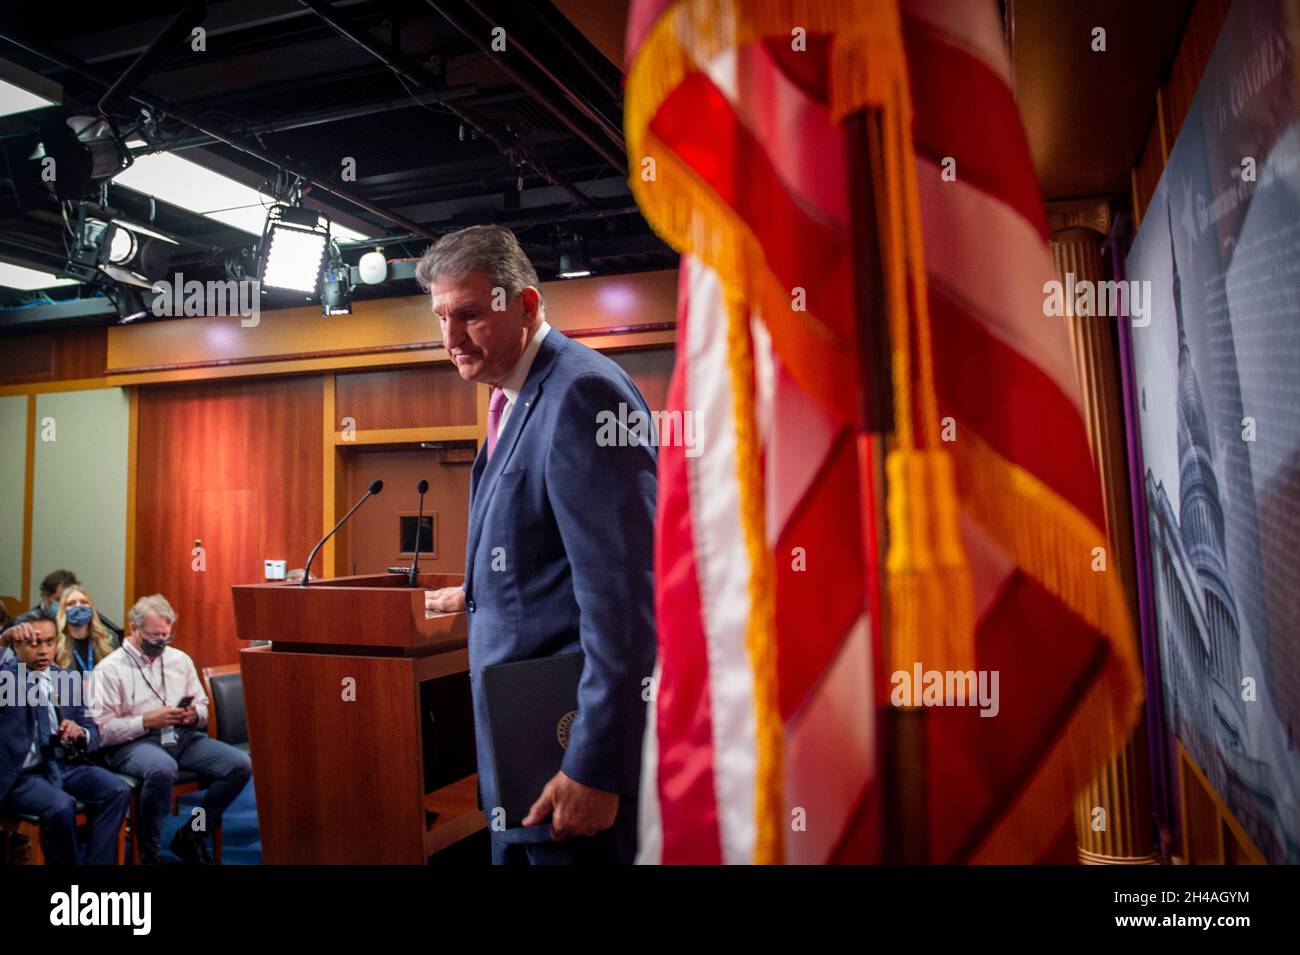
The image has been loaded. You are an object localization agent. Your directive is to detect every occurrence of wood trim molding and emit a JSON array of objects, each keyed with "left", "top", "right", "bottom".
[
  {"left": 20, "top": 395, "right": 35, "bottom": 609},
  {"left": 0, "top": 377, "right": 110, "bottom": 398},
  {"left": 322, "top": 373, "right": 337, "bottom": 577},
  {"left": 124, "top": 386, "right": 138, "bottom": 616},
  {"left": 332, "top": 425, "right": 479, "bottom": 447}
]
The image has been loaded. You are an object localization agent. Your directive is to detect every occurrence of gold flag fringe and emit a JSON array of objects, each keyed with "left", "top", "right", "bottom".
[{"left": 724, "top": 293, "right": 783, "bottom": 865}]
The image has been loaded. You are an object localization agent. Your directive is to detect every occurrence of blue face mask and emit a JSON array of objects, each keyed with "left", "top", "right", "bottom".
[{"left": 67, "top": 605, "right": 94, "bottom": 628}]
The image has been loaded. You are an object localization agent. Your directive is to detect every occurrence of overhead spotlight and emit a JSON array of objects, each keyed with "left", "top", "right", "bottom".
[
  {"left": 108, "top": 224, "right": 137, "bottom": 264},
  {"left": 258, "top": 203, "right": 330, "bottom": 294},
  {"left": 63, "top": 213, "right": 114, "bottom": 284},
  {"left": 62, "top": 206, "right": 166, "bottom": 289},
  {"left": 557, "top": 237, "right": 592, "bottom": 279},
  {"left": 320, "top": 244, "right": 353, "bottom": 316},
  {"left": 113, "top": 285, "right": 149, "bottom": 324},
  {"left": 0, "top": 115, "right": 132, "bottom": 207}
]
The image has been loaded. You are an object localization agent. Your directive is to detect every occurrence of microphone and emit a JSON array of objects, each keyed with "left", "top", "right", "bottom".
[
  {"left": 302, "top": 479, "right": 382, "bottom": 586},
  {"left": 408, "top": 479, "right": 429, "bottom": 587}
]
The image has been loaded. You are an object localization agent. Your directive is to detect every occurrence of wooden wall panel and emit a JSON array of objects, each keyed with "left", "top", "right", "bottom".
[
  {"left": 1131, "top": 92, "right": 1170, "bottom": 227},
  {"left": 344, "top": 448, "right": 470, "bottom": 578},
  {"left": 609, "top": 346, "right": 675, "bottom": 412},
  {"left": 335, "top": 365, "right": 476, "bottom": 432},
  {"left": 1130, "top": 0, "right": 1233, "bottom": 225},
  {"left": 134, "top": 375, "right": 323, "bottom": 673},
  {"left": 1164, "top": 0, "right": 1233, "bottom": 141},
  {"left": 0, "top": 327, "right": 107, "bottom": 385}
]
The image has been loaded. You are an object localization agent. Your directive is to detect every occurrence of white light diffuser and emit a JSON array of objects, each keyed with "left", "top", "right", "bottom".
[
  {"left": 114, "top": 150, "right": 373, "bottom": 240},
  {"left": 261, "top": 224, "right": 328, "bottom": 293},
  {"left": 114, "top": 151, "right": 266, "bottom": 217},
  {"left": 0, "top": 262, "right": 77, "bottom": 290},
  {"left": 0, "top": 78, "right": 55, "bottom": 118},
  {"left": 0, "top": 59, "right": 60, "bottom": 118}
]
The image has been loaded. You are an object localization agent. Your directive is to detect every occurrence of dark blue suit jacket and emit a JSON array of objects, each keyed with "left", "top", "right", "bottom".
[
  {"left": 463, "top": 329, "right": 657, "bottom": 843},
  {"left": 0, "top": 660, "right": 100, "bottom": 801}
]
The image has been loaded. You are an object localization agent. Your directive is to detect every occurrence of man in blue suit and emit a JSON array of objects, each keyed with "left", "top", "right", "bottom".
[
  {"left": 420, "top": 225, "right": 657, "bottom": 864},
  {"left": 0, "top": 617, "right": 131, "bottom": 864}
]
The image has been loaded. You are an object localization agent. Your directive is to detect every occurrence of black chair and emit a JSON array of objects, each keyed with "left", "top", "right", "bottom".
[{"left": 203, "top": 665, "right": 250, "bottom": 754}]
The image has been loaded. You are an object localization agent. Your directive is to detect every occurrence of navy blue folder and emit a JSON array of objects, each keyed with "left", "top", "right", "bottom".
[{"left": 481, "top": 651, "right": 585, "bottom": 827}]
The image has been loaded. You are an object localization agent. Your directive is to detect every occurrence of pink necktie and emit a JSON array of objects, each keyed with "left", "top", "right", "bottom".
[{"left": 486, "top": 387, "right": 508, "bottom": 458}]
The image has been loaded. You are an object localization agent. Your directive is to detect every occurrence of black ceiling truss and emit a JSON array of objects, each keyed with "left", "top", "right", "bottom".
[{"left": 0, "top": 1, "right": 676, "bottom": 332}]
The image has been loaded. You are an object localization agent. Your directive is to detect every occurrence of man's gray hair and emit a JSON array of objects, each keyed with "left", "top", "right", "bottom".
[
  {"left": 414, "top": 224, "right": 542, "bottom": 306},
  {"left": 129, "top": 594, "right": 177, "bottom": 629}
]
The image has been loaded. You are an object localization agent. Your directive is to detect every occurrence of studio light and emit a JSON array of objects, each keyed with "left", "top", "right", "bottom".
[
  {"left": 557, "top": 237, "right": 592, "bottom": 279},
  {"left": 258, "top": 204, "right": 330, "bottom": 294},
  {"left": 113, "top": 286, "right": 149, "bottom": 324},
  {"left": 321, "top": 244, "right": 353, "bottom": 316},
  {"left": 108, "top": 225, "right": 138, "bottom": 264},
  {"left": 1, "top": 115, "right": 131, "bottom": 207}
]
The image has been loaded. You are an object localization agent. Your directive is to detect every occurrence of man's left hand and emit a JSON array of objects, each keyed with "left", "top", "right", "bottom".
[
  {"left": 521, "top": 771, "right": 618, "bottom": 840},
  {"left": 180, "top": 704, "right": 199, "bottom": 725}
]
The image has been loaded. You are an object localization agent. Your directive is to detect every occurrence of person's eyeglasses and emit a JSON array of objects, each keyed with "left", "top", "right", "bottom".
[{"left": 140, "top": 630, "right": 172, "bottom": 641}]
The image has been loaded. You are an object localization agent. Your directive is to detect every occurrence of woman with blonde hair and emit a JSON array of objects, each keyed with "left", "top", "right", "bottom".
[{"left": 56, "top": 586, "right": 118, "bottom": 675}]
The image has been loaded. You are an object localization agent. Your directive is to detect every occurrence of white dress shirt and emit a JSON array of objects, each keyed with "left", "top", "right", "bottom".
[
  {"left": 89, "top": 641, "right": 209, "bottom": 747},
  {"left": 497, "top": 319, "right": 552, "bottom": 435}
]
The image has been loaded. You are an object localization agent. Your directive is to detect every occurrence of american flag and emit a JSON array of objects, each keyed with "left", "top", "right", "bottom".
[{"left": 627, "top": 0, "right": 1143, "bottom": 864}]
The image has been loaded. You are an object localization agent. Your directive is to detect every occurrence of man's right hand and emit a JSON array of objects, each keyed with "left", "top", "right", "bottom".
[
  {"left": 424, "top": 586, "right": 467, "bottom": 613},
  {"left": 142, "top": 707, "right": 186, "bottom": 730},
  {"left": 1, "top": 623, "right": 39, "bottom": 647}
]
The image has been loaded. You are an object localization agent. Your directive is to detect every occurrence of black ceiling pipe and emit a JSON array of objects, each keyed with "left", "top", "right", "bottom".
[
  {"left": 423, "top": 0, "right": 628, "bottom": 175},
  {"left": 154, "top": 85, "right": 483, "bottom": 151},
  {"left": 0, "top": 27, "right": 438, "bottom": 240},
  {"left": 98, "top": 1, "right": 208, "bottom": 118},
  {"left": 297, "top": 0, "right": 594, "bottom": 209}
]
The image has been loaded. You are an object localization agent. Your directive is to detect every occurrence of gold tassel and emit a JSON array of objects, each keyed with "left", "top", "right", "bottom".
[{"left": 884, "top": 449, "right": 975, "bottom": 675}]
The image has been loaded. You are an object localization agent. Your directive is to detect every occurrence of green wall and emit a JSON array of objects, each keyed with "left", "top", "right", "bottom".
[
  {"left": 30, "top": 388, "right": 130, "bottom": 624},
  {"left": 0, "top": 394, "right": 26, "bottom": 607}
]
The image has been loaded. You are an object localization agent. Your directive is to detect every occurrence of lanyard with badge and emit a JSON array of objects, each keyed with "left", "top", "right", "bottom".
[
  {"left": 71, "top": 641, "right": 93, "bottom": 672},
  {"left": 130, "top": 645, "right": 177, "bottom": 746}
]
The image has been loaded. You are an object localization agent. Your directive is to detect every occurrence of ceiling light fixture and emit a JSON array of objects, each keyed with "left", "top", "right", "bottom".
[{"left": 258, "top": 204, "right": 330, "bottom": 294}]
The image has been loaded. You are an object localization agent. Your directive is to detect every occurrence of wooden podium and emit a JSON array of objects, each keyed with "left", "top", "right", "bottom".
[{"left": 231, "top": 573, "right": 483, "bottom": 864}]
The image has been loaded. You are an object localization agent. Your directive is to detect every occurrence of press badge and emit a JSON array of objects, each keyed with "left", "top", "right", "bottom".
[{"left": 161, "top": 726, "right": 178, "bottom": 747}]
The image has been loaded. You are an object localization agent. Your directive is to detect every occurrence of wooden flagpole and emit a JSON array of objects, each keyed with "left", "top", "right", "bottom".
[{"left": 845, "top": 108, "right": 929, "bottom": 865}]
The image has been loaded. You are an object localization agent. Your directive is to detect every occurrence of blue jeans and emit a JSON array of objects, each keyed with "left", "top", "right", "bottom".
[
  {"left": 104, "top": 730, "right": 251, "bottom": 860},
  {"left": 1, "top": 764, "right": 131, "bottom": 864}
]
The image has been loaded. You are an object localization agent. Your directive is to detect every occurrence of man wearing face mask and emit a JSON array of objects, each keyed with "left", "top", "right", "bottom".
[{"left": 90, "top": 594, "right": 252, "bottom": 865}]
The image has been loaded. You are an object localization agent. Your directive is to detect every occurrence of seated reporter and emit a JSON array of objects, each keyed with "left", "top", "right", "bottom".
[
  {"left": 56, "top": 586, "right": 118, "bottom": 677},
  {"left": 32, "top": 569, "right": 125, "bottom": 644},
  {"left": 0, "top": 618, "right": 131, "bottom": 865},
  {"left": 1, "top": 610, "right": 54, "bottom": 666},
  {"left": 91, "top": 594, "right": 251, "bottom": 865}
]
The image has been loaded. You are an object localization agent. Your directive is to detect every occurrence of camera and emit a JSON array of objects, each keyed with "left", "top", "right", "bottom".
[{"left": 52, "top": 730, "right": 91, "bottom": 764}]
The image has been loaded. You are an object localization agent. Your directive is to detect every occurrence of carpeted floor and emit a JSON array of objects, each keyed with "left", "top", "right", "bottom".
[{"left": 154, "top": 776, "right": 261, "bottom": 865}]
